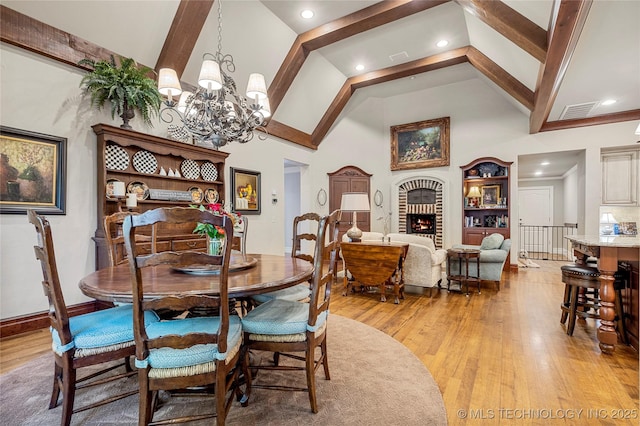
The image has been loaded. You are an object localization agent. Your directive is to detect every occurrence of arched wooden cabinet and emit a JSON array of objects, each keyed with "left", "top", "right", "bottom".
[
  {"left": 328, "top": 166, "right": 371, "bottom": 240},
  {"left": 460, "top": 157, "right": 512, "bottom": 246}
]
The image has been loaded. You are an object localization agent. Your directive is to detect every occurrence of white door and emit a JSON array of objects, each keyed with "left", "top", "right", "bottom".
[{"left": 518, "top": 187, "right": 553, "bottom": 254}]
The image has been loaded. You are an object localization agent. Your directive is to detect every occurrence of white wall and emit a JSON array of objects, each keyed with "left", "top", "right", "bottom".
[
  {"left": 563, "top": 165, "right": 579, "bottom": 224},
  {"left": 284, "top": 167, "right": 302, "bottom": 253},
  {"left": 2, "top": 43, "right": 639, "bottom": 320}
]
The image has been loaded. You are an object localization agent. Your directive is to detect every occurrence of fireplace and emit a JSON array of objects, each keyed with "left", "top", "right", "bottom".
[
  {"left": 407, "top": 214, "right": 436, "bottom": 235},
  {"left": 394, "top": 177, "right": 444, "bottom": 248}
]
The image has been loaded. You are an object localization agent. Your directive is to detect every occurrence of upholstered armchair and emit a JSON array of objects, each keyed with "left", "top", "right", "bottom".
[
  {"left": 450, "top": 233, "right": 512, "bottom": 290},
  {"left": 386, "top": 233, "right": 447, "bottom": 294}
]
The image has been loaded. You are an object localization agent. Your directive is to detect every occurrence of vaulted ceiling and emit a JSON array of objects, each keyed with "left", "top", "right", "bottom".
[{"left": 2, "top": 0, "right": 639, "bottom": 152}]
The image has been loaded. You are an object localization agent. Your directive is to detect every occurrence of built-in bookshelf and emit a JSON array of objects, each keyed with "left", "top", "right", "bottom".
[{"left": 460, "top": 157, "right": 512, "bottom": 246}]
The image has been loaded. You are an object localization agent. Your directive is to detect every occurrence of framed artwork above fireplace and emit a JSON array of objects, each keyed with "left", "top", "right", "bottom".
[{"left": 390, "top": 117, "right": 450, "bottom": 171}]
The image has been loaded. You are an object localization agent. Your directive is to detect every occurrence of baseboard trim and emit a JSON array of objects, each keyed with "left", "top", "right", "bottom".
[{"left": 0, "top": 301, "right": 111, "bottom": 338}]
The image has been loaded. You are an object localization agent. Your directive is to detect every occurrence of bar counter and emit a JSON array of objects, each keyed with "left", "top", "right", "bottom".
[{"left": 565, "top": 235, "right": 640, "bottom": 353}]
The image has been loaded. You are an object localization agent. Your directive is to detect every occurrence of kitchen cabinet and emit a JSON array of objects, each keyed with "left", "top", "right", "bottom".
[{"left": 601, "top": 147, "right": 639, "bottom": 206}]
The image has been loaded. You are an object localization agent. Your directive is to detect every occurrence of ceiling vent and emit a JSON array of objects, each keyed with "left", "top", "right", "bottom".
[
  {"left": 559, "top": 102, "right": 598, "bottom": 120},
  {"left": 389, "top": 51, "right": 409, "bottom": 62}
]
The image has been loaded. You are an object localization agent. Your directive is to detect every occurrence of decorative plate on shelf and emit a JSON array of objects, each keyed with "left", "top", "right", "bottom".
[
  {"left": 127, "top": 181, "right": 149, "bottom": 200},
  {"left": 105, "top": 144, "right": 129, "bottom": 170},
  {"left": 477, "top": 163, "right": 500, "bottom": 177},
  {"left": 189, "top": 186, "right": 204, "bottom": 203},
  {"left": 204, "top": 188, "right": 219, "bottom": 204},
  {"left": 105, "top": 178, "right": 123, "bottom": 199},
  {"left": 181, "top": 159, "right": 200, "bottom": 180},
  {"left": 132, "top": 150, "right": 158, "bottom": 174},
  {"left": 200, "top": 161, "right": 218, "bottom": 182}
]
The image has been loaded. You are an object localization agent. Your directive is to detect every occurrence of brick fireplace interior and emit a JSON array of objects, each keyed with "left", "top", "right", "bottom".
[{"left": 396, "top": 178, "right": 443, "bottom": 248}]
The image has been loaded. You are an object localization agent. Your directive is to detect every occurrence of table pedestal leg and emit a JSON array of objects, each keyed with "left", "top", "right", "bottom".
[{"left": 597, "top": 271, "right": 617, "bottom": 354}]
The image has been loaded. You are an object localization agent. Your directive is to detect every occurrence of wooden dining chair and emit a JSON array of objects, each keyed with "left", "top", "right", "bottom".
[
  {"left": 122, "top": 206, "right": 241, "bottom": 426},
  {"left": 291, "top": 212, "right": 321, "bottom": 263},
  {"left": 230, "top": 215, "right": 248, "bottom": 255},
  {"left": 27, "top": 209, "right": 160, "bottom": 426},
  {"left": 104, "top": 211, "right": 156, "bottom": 266},
  {"left": 239, "top": 209, "right": 340, "bottom": 413},
  {"left": 251, "top": 212, "right": 320, "bottom": 305}
]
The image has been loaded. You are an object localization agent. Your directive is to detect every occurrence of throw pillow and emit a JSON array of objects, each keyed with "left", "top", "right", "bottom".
[{"left": 480, "top": 233, "right": 504, "bottom": 250}]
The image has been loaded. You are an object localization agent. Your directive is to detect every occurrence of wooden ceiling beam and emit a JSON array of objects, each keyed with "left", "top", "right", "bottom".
[
  {"left": 155, "top": 0, "right": 213, "bottom": 75},
  {"left": 540, "top": 109, "right": 640, "bottom": 132},
  {"left": 0, "top": 4, "right": 311, "bottom": 149},
  {"left": 267, "top": 37, "right": 310, "bottom": 114},
  {"left": 266, "top": 120, "right": 315, "bottom": 150},
  {"left": 466, "top": 46, "right": 534, "bottom": 110},
  {"left": 268, "top": 0, "right": 449, "bottom": 115},
  {"left": 455, "top": 0, "right": 547, "bottom": 62},
  {"left": 349, "top": 47, "right": 470, "bottom": 89},
  {"left": 0, "top": 5, "right": 111, "bottom": 71},
  {"left": 300, "top": 0, "right": 449, "bottom": 50},
  {"left": 529, "top": 0, "right": 592, "bottom": 134},
  {"left": 312, "top": 48, "right": 470, "bottom": 144},
  {"left": 312, "top": 45, "right": 538, "bottom": 144}
]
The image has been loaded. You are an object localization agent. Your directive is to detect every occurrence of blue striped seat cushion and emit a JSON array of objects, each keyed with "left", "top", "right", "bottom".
[
  {"left": 251, "top": 283, "right": 311, "bottom": 303},
  {"left": 241, "top": 299, "right": 327, "bottom": 335},
  {"left": 141, "top": 316, "right": 242, "bottom": 369},
  {"left": 51, "top": 305, "right": 159, "bottom": 353}
]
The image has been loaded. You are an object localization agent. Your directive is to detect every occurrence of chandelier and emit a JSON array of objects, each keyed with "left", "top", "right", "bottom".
[{"left": 157, "top": 0, "right": 270, "bottom": 149}]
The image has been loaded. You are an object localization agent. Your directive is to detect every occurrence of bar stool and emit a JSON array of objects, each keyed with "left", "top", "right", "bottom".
[{"left": 559, "top": 264, "right": 626, "bottom": 341}]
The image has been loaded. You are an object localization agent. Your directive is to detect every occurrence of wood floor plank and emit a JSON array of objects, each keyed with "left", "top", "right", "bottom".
[
  {"left": 331, "top": 260, "right": 639, "bottom": 425},
  {"left": 1, "top": 260, "right": 637, "bottom": 424}
]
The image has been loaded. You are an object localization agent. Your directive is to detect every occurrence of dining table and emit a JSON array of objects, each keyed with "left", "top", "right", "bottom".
[{"left": 79, "top": 253, "right": 314, "bottom": 304}]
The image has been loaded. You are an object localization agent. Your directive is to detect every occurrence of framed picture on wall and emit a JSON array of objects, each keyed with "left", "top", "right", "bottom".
[
  {"left": 0, "top": 126, "right": 67, "bottom": 214},
  {"left": 481, "top": 185, "right": 500, "bottom": 207},
  {"left": 390, "top": 116, "right": 450, "bottom": 171},
  {"left": 230, "top": 167, "right": 261, "bottom": 214}
]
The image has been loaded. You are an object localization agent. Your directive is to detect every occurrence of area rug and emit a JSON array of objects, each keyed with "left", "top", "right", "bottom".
[{"left": 0, "top": 315, "right": 446, "bottom": 425}]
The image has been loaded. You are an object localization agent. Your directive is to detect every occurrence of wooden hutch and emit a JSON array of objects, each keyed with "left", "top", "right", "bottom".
[{"left": 93, "top": 124, "right": 228, "bottom": 270}]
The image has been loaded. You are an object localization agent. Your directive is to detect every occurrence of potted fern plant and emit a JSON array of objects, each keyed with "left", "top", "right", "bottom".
[{"left": 79, "top": 55, "right": 162, "bottom": 129}]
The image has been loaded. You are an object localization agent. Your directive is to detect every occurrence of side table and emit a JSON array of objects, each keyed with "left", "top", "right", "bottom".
[
  {"left": 341, "top": 241, "right": 409, "bottom": 304},
  {"left": 446, "top": 248, "right": 481, "bottom": 296}
]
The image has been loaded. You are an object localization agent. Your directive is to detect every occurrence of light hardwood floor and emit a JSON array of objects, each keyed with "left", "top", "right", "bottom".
[{"left": 1, "top": 260, "right": 638, "bottom": 425}]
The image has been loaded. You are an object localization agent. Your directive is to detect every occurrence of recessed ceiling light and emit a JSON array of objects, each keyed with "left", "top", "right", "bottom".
[
  {"left": 300, "top": 10, "right": 314, "bottom": 19},
  {"left": 355, "top": 64, "right": 365, "bottom": 71},
  {"left": 540, "top": 161, "right": 550, "bottom": 166},
  {"left": 601, "top": 99, "right": 617, "bottom": 106},
  {"left": 535, "top": 171, "right": 543, "bottom": 176},
  {"left": 436, "top": 40, "right": 449, "bottom": 48}
]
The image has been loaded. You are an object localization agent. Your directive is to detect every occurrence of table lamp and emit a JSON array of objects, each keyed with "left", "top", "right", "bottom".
[
  {"left": 340, "top": 192, "right": 370, "bottom": 242},
  {"left": 467, "top": 186, "right": 481, "bottom": 207},
  {"left": 599, "top": 212, "right": 617, "bottom": 235}
]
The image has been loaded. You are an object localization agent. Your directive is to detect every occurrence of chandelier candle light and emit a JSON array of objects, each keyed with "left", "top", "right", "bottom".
[
  {"left": 340, "top": 192, "right": 371, "bottom": 242},
  {"left": 158, "top": 0, "right": 270, "bottom": 149}
]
